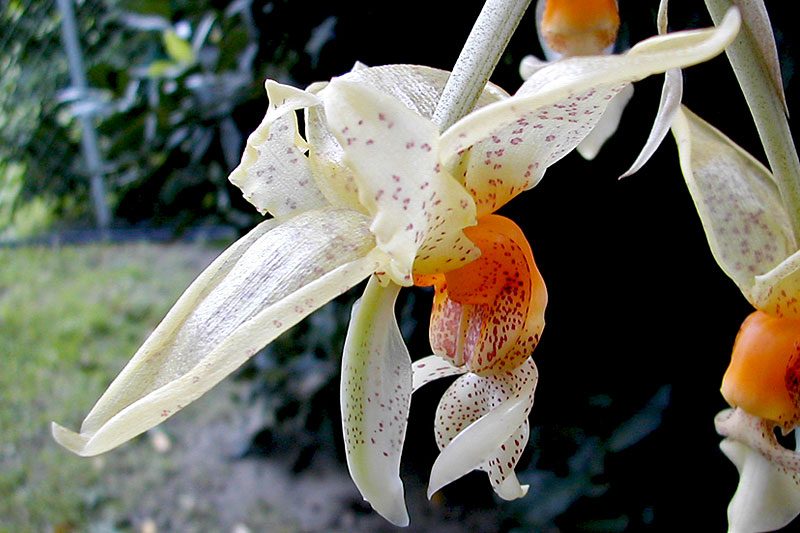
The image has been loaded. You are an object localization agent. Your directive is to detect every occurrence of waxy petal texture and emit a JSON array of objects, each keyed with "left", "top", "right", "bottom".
[
  {"left": 671, "top": 106, "right": 796, "bottom": 299},
  {"left": 411, "top": 354, "right": 465, "bottom": 392},
  {"left": 427, "top": 357, "right": 538, "bottom": 499},
  {"left": 341, "top": 277, "right": 412, "bottom": 527},
  {"left": 230, "top": 81, "right": 328, "bottom": 217},
  {"left": 420, "top": 215, "right": 547, "bottom": 375},
  {"left": 53, "top": 207, "right": 377, "bottom": 456},
  {"left": 321, "top": 79, "right": 479, "bottom": 284},
  {"left": 752, "top": 250, "right": 800, "bottom": 319},
  {"left": 441, "top": 9, "right": 740, "bottom": 213},
  {"left": 716, "top": 408, "right": 800, "bottom": 533}
]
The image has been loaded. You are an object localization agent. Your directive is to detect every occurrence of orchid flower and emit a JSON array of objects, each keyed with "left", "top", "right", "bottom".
[
  {"left": 412, "top": 214, "right": 545, "bottom": 501},
  {"left": 666, "top": 3, "right": 800, "bottom": 531},
  {"left": 672, "top": 107, "right": 800, "bottom": 532},
  {"left": 51, "top": 13, "right": 739, "bottom": 526}
]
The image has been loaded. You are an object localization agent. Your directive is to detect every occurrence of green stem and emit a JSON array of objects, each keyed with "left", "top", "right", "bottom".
[
  {"left": 432, "top": 0, "right": 533, "bottom": 130},
  {"left": 705, "top": 0, "right": 800, "bottom": 240}
]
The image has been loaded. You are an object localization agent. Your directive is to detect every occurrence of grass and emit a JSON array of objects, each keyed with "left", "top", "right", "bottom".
[{"left": 0, "top": 242, "right": 224, "bottom": 532}]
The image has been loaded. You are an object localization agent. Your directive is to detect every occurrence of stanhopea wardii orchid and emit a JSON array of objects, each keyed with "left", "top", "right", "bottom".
[
  {"left": 668, "top": 2, "right": 800, "bottom": 531},
  {"left": 51, "top": 10, "right": 739, "bottom": 526},
  {"left": 673, "top": 105, "right": 800, "bottom": 533}
]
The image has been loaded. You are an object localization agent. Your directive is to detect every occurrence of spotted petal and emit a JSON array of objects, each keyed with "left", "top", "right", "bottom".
[
  {"left": 751, "top": 251, "right": 800, "bottom": 318},
  {"left": 671, "top": 106, "right": 796, "bottom": 301},
  {"left": 716, "top": 408, "right": 800, "bottom": 533},
  {"left": 321, "top": 78, "right": 479, "bottom": 284},
  {"left": 229, "top": 81, "right": 328, "bottom": 217},
  {"left": 341, "top": 276, "right": 412, "bottom": 527},
  {"left": 427, "top": 357, "right": 538, "bottom": 499},
  {"left": 52, "top": 207, "right": 378, "bottom": 456},
  {"left": 440, "top": 8, "right": 740, "bottom": 215},
  {"left": 411, "top": 354, "right": 465, "bottom": 392}
]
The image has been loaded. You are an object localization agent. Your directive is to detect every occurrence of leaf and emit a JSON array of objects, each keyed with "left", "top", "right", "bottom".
[{"left": 163, "top": 29, "right": 194, "bottom": 64}]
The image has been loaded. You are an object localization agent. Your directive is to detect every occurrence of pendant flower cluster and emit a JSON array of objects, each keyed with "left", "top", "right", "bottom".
[{"left": 51, "top": 11, "right": 739, "bottom": 527}]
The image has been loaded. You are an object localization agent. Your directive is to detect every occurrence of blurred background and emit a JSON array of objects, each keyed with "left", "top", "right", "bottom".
[{"left": 1, "top": 1, "right": 797, "bottom": 531}]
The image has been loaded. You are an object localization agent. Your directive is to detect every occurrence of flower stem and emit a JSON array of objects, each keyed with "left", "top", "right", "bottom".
[
  {"left": 704, "top": 0, "right": 800, "bottom": 240},
  {"left": 433, "top": 0, "right": 532, "bottom": 131}
]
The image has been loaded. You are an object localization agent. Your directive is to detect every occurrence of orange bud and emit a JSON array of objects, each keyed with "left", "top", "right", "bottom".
[
  {"left": 415, "top": 215, "right": 547, "bottom": 376},
  {"left": 721, "top": 310, "right": 800, "bottom": 430},
  {"left": 541, "top": 0, "right": 620, "bottom": 56}
]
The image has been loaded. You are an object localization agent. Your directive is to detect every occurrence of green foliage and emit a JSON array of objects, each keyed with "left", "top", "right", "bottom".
[{"left": 0, "top": 242, "right": 222, "bottom": 531}]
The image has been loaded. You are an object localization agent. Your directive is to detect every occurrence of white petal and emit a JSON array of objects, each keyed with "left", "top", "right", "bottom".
[
  {"left": 619, "top": 68, "right": 681, "bottom": 176},
  {"left": 411, "top": 354, "right": 465, "bottom": 393},
  {"left": 716, "top": 408, "right": 800, "bottom": 532},
  {"left": 671, "top": 106, "right": 796, "bottom": 298},
  {"left": 576, "top": 83, "right": 634, "bottom": 160},
  {"left": 341, "top": 277, "right": 411, "bottom": 527},
  {"left": 427, "top": 358, "right": 538, "bottom": 498},
  {"left": 229, "top": 81, "right": 328, "bottom": 217},
  {"left": 52, "top": 207, "right": 377, "bottom": 456},
  {"left": 321, "top": 78, "right": 479, "bottom": 283}
]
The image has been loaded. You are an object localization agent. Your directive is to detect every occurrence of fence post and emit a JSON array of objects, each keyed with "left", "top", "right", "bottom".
[{"left": 56, "top": 0, "right": 111, "bottom": 231}]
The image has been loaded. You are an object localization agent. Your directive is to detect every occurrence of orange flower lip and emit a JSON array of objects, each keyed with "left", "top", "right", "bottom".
[
  {"left": 541, "top": 0, "right": 620, "bottom": 56},
  {"left": 415, "top": 215, "right": 547, "bottom": 375},
  {"left": 721, "top": 310, "right": 800, "bottom": 430}
]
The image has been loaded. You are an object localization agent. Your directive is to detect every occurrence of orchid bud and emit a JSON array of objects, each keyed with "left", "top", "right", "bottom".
[
  {"left": 541, "top": 0, "right": 620, "bottom": 56},
  {"left": 415, "top": 215, "right": 547, "bottom": 376},
  {"left": 721, "top": 310, "right": 800, "bottom": 431}
]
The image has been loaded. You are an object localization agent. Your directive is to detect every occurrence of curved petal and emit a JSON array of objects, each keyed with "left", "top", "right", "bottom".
[
  {"left": 412, "top": 354, "right": 465, "bottom": 393},
  {"left": 441, "top": 8, "right": 740, "bottom": 202},
  {"left": 52, "top": 207, "right": 378, "bottom": 456},
  {"left": 716, "top": 408, "right": 800, "bottom": 533},
  {"left": 341, "top": 277, "right": 411, "bottom": 527},
  {"left": 577, "top": 83, "right": 634, "bottom": 160},
  {"left": 619, "top": 67, "right": 681, "bottom": 176},
  {"left": 427, "top": 357, "right": 538, "bottom": 498},
  {"left": 229, "top": 81, "right": 328, "bottom": 217},
  {"left": 671, "top": 106, "right": 796, "bottom": 299},
  {"left": 321, "top": 78, "right": 479, "bottom": 284}
]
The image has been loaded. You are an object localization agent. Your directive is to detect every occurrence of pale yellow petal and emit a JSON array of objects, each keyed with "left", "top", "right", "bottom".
[
  {"left": 441, "top": 7, "right": 739, "bottom": 189},
  {"left": 53, "top": 208, "right": 378, "bottom": 456},
  {"left": 229, "top": 81, "right": 328, "bottom": 217},
  {"left": 671, "top": 106, "right": 795, "bottom": 299},
  {"left": 752, "top": 250, "right": 800, "bottom": 318},
  {"left": 321, "top": 79, "right": 479, "bottom": 284},
  {"left": 341, "top": 277, "right": 411, "bottom": 527}
]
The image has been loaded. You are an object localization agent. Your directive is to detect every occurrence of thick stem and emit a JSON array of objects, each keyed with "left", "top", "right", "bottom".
[
  {"left": 704, "top": 0, "right": 800, "bottom": 240},
  {"left": 432, "top": 0, "right": 532, "bottom": 131}
]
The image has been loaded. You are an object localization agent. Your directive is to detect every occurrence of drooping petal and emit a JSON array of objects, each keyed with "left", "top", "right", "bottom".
[
  {"left": 229, "top": 81, "right": 328, "bottom": 217},
  {"left": 671, "top": 106, "right": 796, "bottom": 299},
  {"left": 619, "top": 68, "right": 681, "bottom": 176},
  {"left": 427, "top": 357, "right": 538, "bottom": 499},
  {"left": 418, "top": 215, "right": 547, "bottom": 375},
  {"left": 716, "top": 408, "right": 800, "bottom": 533},
  {"left": 341, "top": 277, "right": 412, "bottom": 527},
  {"left": 576, "top": 83, "right": 634, "bottom": 160},
  {"left": 321, "top": 78, "right": 479, "bottom": 284},
  {"left": 619, "top": 0, "right": 683, "bottom": 176},
  {"left": 411, "top": 354, "right": 465, "bottom": 392},
  {"left": 52, "top": 207, "right": 378, "bottom": 456},
  {"left": 440, "top": 8, "right": 740, "bottom": 214}
]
